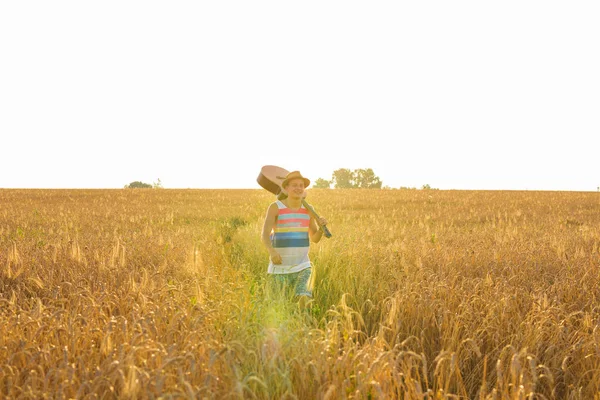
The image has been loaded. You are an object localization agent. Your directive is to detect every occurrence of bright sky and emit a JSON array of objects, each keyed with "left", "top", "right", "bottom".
[{"left": 1, "top": 1, "right": 598, "bottom": 191}]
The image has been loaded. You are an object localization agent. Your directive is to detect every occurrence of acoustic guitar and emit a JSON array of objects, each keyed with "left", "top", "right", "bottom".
[{"left": 257, "top": 165, "right": 332, "bottom": 238}]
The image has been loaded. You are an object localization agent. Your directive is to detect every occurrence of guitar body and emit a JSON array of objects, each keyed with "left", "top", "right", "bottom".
[
  {"left": 256, "top": 165, "right": 290, "bottom": 196},
  {"left": 257, "top": 165, "right": 333, "bottom": 239}
]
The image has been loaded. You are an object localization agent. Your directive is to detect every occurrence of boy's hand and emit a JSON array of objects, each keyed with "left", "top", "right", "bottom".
[{"left": 269, "top": 250, "right": 282, "bottom": 264}]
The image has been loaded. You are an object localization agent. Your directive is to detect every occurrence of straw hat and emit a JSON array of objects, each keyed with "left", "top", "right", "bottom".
[{"left": 281, "top": 171, "right": 310, "bottom": 188}]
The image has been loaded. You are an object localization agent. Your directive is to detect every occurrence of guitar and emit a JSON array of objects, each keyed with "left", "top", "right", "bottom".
[{"left": 257, "top": 165, "right": 332, "bottom": 239}]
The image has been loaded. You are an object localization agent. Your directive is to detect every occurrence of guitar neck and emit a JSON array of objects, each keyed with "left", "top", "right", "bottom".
[{"left": 301, "top": 200, "right": 332, "bottom": 239}]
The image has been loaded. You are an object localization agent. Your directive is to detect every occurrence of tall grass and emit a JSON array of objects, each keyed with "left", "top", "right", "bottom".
[{"left": 0, "top": 188, "right": 599, "bottom": 398}]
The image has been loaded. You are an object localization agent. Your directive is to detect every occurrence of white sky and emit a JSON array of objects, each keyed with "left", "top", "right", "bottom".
[{"left": 1, "top": 1, "right": 598, "bottom": 191}]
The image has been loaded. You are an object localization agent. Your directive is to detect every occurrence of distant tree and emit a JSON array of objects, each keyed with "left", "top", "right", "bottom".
[
  {"left": 125, "top": 181, "right": 152, "bottom": 188},
  {"left": 354, "top": 168, "right": 382, "bottom": 189},
  {"left": 331, "top": 168, "right": 356, "bottom": 188},
  {"left": 421, "top": 184, "right": 438, "bottom": 190},
  {"left": 331, "top": 168, "right": 383, "bottom": 189},
  {"left": 313, "top": 178, "right": 331, "bottom": 189},
  {"left": 153, "top": 178, "right": 163, "bottom": 189}
]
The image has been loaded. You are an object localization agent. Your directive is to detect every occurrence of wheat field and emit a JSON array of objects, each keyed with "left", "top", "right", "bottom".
[{"left": 1, "top": 188, "right": 599, "bottom": 399}]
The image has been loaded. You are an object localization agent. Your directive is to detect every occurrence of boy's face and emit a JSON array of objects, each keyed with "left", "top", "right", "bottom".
[{"left": 285, "top": 179, "right": 305, "bottom": 195}]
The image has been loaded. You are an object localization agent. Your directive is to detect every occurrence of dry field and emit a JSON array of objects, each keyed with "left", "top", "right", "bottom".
[{"left": 1, "top": 188, "right": 599, "bottom": 399}]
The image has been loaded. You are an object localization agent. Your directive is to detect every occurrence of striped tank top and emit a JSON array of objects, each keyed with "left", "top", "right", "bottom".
[{"left": 268, "top": 200, "right": 311, "bottom": 274}]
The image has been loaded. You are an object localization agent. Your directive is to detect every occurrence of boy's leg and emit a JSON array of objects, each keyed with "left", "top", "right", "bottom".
[
  {"left": 294, "top": 268, "right": 313, "bottom": 297},
  {"left": 267, "top": 274, "right": 291, "bottom": 300},
  {"left": 294, "top": 268, "right": 313, "bottom": 310}
]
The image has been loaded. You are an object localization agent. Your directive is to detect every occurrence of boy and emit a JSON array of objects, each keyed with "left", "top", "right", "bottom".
[{"left": 261, "top": 171, "right": 328, "bottom": 305}]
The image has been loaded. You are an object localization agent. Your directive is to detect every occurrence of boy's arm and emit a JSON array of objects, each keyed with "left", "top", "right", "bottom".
[
  {"left": 261, "top": 203, "right": 282, "bottom": 264},
  {"left": 309, "top": 216, "right": 324, "bottom": 243}
]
